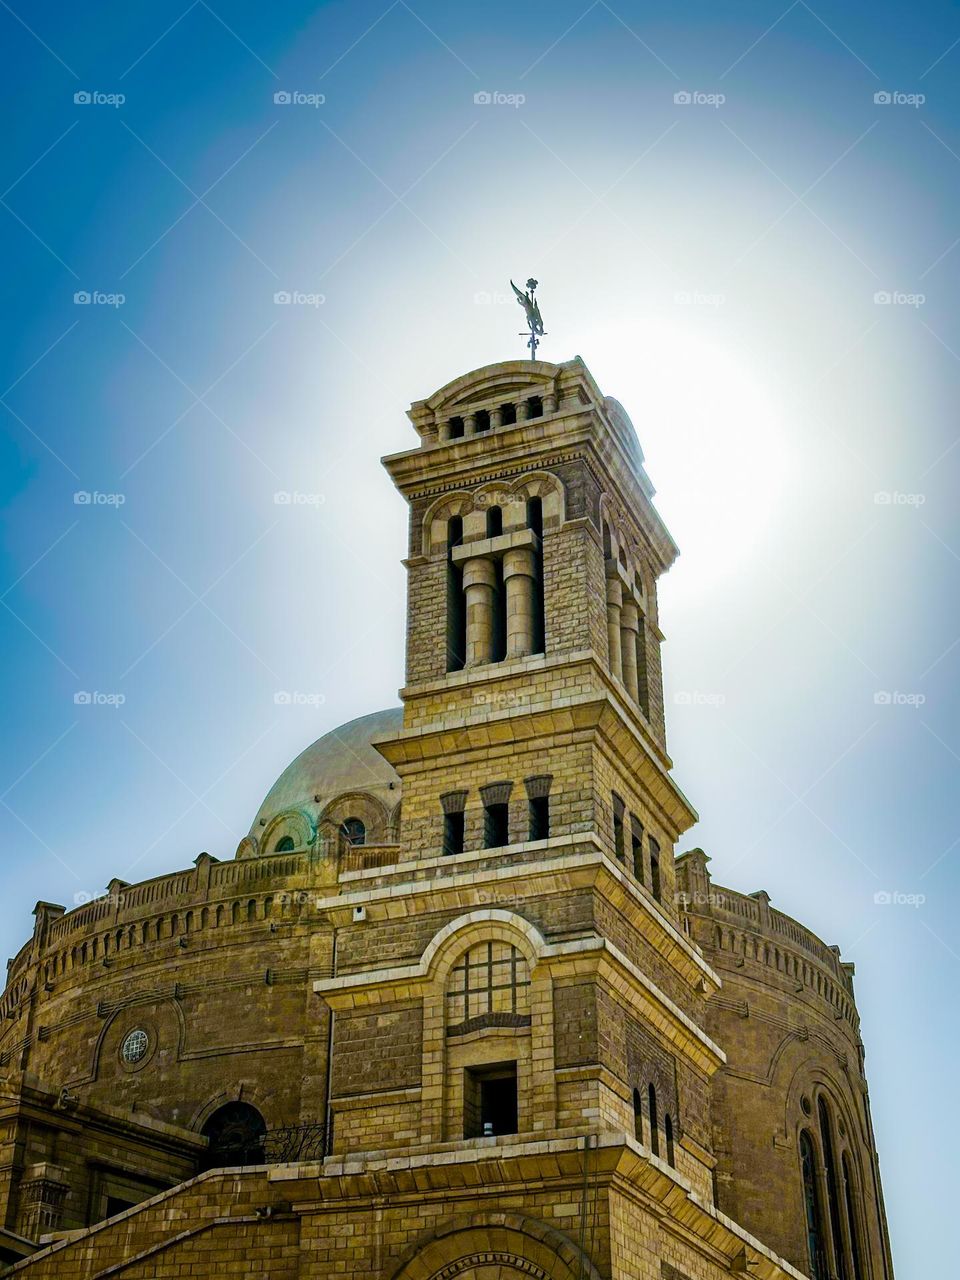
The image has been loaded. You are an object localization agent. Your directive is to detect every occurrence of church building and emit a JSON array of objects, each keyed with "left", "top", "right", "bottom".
[{"left": 0, "top": 357, "right": 893, "bottom": 1280}]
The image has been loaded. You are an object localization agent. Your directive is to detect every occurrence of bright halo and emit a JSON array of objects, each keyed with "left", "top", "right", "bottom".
[{"left": 580, "top": 320, "right": 789, "bottom": 603}]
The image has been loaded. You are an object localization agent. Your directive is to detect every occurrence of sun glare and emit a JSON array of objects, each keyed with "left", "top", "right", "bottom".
[{"left": 580, "top": 320, "right": 790, "bottom": 602}]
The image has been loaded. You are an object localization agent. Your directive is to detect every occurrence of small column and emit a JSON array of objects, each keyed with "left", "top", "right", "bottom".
[
  {"left": 438, "top": 418, "right": 451, "bottom": 443},
  {"left": 489, "top": 406, "right": 503, "bottom": 429},
  {"left": 463, "top": 412, "right": 477, "bottom": 437},
  {"left": 606, "top": 578, "right": 623, "bottom": 681},
  {"left": 503, "top": 546, "right": 537, "bottom": 658},
  {"left": 543, "top": 391, "right": 558, "bottom": 414},
  {"left": 462, "top": 556, "right": 497, "bottom": 666},
  {"left": 635, "top": 614, "right": 649, "bottom": 715},
  {"left": 620, "top": 600, "right": 640, "bottom": 703},
  {"left": 517, "top": 398, "right": 531, "bottom": 421}
]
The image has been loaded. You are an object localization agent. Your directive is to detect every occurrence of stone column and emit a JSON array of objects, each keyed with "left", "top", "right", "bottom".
[
  {"left": 606, "top": 578, "right": 623, "bottom": 681},
  {"left": 517, "top": 398, "right": 531, "bottom": 421},
  {"left": 438, "top": 418, "right": 451, "bottom": 443},
  {"left": 463, "top": 412, "right": 477, "bottom": 437},
  {"left": 489, "top": 406, "right": 503, "bottom": 429},
  {"left": 503, "top": 546, "right": 537, "bottom": 658},
  {"left": 620, "top": 600, "right": 640, "bottom": 703},
  {"left": 463, "top": 556, "right": 496, "bottom": 665}
]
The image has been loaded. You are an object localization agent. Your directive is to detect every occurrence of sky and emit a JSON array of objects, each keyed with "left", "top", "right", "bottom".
[{"left": 1, "top": 0, "right": 957, "bottom": 1271}]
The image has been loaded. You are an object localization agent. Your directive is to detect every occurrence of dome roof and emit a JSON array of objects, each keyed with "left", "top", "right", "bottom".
[{"left": 248, "top": 707, "right": 403, "bottom": 839}]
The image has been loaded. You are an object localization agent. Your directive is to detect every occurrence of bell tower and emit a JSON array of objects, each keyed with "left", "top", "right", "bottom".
[
  {"left": 379, "top": 356, "right": 695, "bottom": 909},
  {"left": 363, "top": 353, "right": 724, "bottom": 1199}
]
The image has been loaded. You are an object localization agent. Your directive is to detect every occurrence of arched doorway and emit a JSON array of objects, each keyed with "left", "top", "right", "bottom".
[
  {"left": 388, "top": 1214, "right": 602, "bottom": 1280},
  {"left": 200, "top": 1101, "right": 267, "bottom": 1170}
]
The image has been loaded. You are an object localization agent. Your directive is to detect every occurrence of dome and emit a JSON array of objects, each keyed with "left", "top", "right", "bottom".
[{"left": 247, "top": 707, "right": 403, "bottom": 846}]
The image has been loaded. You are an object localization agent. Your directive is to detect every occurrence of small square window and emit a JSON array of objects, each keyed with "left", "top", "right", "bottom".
[{"left": 464, "top": 1062, "right": 518, "bottom": 1138}]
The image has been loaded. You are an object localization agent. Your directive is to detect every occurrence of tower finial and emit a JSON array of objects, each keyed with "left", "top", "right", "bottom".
[{"left": 510, "top": 277, "right": 546, "bottom": 360}]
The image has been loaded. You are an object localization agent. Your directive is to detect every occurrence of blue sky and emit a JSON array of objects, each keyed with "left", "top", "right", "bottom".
[{"left": 1, "top": 1, "right": 958, "bottom": 1271}]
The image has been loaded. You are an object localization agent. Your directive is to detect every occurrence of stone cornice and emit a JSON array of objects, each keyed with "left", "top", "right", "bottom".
[
  {"left": 395, "top": 649, "right": 676, "bottom": 773},
  {"left": 268, "top": 1133, "right": 803, "bottom": 1280},
  {"left": 374, "top": 689, "right": 696, "bottom": 836},
  {"left": 331, "top": 837, "right": 719, "bottom": 992},
  {"left": 382, "top": 400, "right": 677, "bottom": 570}
]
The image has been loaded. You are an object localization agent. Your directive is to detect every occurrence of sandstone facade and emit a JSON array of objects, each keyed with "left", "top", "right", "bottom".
[{"left": 0, "top": 359, "right": 893, "bottom": 1280}]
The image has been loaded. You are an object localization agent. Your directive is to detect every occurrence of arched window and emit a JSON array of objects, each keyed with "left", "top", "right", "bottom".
[
  {"left": 842, "top": 1151, "right": 864, "bottom": 1280},
  {"left": 664, "top": 1113, "right": 675, "bottom": 1167},
  {"left": 819, "top": 1097, "right": 848, "bottom": 1280},
  {"left": 648, "top": 1082, "right": 660, "bottom": 1158},
  {"left": 649, "top": 837, "right": 662, "bottom": 902},
  {"left": 800, "top": 1129, "right": 827, "bottom": 1280},
  {"left": 340, "top": 818, "right": 365, "bottom": 848},
  {"left": 273, "top": 836, "right": 295, "bottom": 853},
  {"left": 632, "top": 1088, "right": 644, "bottom": 1144},
  {"left": 526, "top": 496, "right": 542, "bottom": 537},
  {"left": 445, "top": 941, "right": 530, "bottom": 1031},
  {"left": 200, "top": 1102, "right": 266, "bottom": 1171},
  {"left": 486, "top": 505, "right": 502, "bottom": 537}
]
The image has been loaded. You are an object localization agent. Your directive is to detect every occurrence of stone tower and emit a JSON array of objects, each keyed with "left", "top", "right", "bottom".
[{"left": 367, "top": 356, "right": 715, "bottom": 1162}]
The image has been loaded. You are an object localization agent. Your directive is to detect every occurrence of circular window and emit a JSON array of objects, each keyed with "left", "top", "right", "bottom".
[
  {"left": 800, "top": 1094, "right": 812, "bottom": 1116},
  {"left": 121, "top": 1029, "right": 149, "bottom": 1064}
]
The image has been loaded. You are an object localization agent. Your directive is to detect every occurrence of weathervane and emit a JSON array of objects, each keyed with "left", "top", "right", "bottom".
[{"left": 511, "top": 277, "right": 546, "bottom": 360}]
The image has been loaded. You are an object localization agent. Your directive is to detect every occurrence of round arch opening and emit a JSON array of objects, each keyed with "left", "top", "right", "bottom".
[{"left": 200, "top": 1101, "right": 267, "bottom": 1171}]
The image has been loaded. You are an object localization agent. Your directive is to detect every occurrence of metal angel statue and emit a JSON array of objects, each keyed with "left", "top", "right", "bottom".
[{"left": 511, "top": 277, "right": 546, "bottom": 359}]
